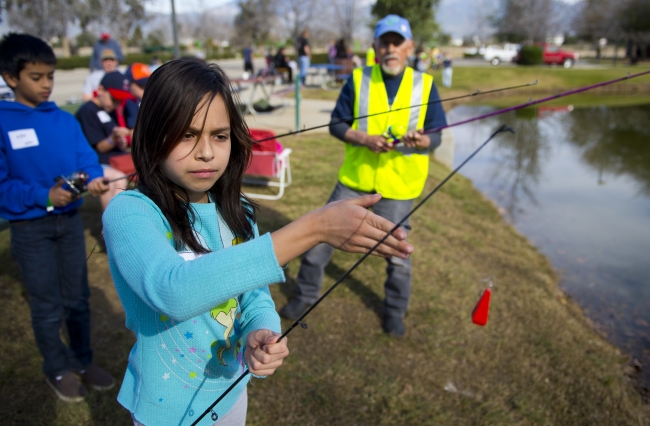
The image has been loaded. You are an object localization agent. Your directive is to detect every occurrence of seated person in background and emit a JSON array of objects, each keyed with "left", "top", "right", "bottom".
[
  {"left": 82, "top": 48, "right": 118, "bottom": 102},
  {"left": 121, "top": 62, "right": 152, "bottom": 130},
  {"left": 75, "top": 71, "right": 132, "bottom": 210},
  {"left": 272, "top": 47, "right": 293, "bottom": 83}
]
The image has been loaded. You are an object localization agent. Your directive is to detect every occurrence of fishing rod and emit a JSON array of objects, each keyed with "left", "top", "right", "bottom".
[
  {"left": 392, "top": 69, "right": 650, "bottom": 144},
  {"left": 192, "top": 124, "right": 514, "bottom": 426},
  {"left": 251, "top": 80, "right": 539, "bottom": 143}
]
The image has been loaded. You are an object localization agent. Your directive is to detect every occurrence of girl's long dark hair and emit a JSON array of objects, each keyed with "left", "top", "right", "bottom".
[{"left": 131, "top": 57, "right": 256, "bottom": 254}]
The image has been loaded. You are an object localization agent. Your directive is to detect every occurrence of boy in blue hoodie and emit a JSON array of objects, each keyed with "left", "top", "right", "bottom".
[{"left": 0, "top": 33, "right": 115, "bottom": 402}]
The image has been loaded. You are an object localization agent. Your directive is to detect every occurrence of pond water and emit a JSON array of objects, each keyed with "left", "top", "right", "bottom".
[{"left": 449, "top": 104, "right": 650, "bottom": 388}]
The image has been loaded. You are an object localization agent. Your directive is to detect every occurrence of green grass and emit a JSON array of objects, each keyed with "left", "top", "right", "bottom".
[
  {"left": 1, "top": 134, "right": 647, "bottom": 425},
  {"left": 298, "top": 65, "right": 650, "bottom": 109},
  {"left": 59, "top": 103, "right": 81, "bottom": 115}
]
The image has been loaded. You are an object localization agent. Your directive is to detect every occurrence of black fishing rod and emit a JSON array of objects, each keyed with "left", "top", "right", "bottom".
[
  {"left": 191, "top": 124, "right": 514, "bottom": 426},
  {"left": 251, "top": 80, "right": 538, "bottom": 143},
  {"left": 193, "top": 70, "right": 650, "bottom": 424}
]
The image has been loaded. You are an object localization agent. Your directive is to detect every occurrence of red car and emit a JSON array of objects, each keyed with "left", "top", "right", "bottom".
[{"left": 514, "top": 43, "right": 579, "bottom": 68}]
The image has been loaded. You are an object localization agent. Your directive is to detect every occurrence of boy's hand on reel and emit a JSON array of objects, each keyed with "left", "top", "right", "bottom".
[
  {"left": 245, "top": 330, "right": 289, "bottom": 377},
  {"left": 318, "top": 193, "right": 414, "bottom": 259},
  {"left": 87, "top": 177, "right": 110, "bottom": 197},
  {"left": 48, "top": 179, "right": 80, "bottom": 207}
]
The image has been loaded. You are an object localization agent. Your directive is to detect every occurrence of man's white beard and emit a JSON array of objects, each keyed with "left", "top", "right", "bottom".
[{"left": 381, "top": 55, "right": 403, "bottom": 75}]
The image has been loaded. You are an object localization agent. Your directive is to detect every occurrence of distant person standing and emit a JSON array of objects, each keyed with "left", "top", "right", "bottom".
[
  {"left": 442, "top": 52, "right": 453, "bottom": 88},
  {"left": 328, "top": 40, "right": 337, "bottom": 64},
  {"left": 90, "top": 33, "right": 124, "bottom": 72},
  {"left": 243, "top": 43, "right": 254, "bottom": 77},
  {"left": 366, "top": 46, "right": 376, "bottom": 66},
  {"left": 297, "top": 29, "right": 311, "bottom": 86}
]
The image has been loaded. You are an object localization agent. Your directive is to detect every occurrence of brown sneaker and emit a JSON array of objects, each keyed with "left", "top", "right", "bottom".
[
  {"left": 75, "top": 364, "right": 115, "bottom": 391},
  {"left": 46, "top": 372, "right": 88, "bottom": 402}
]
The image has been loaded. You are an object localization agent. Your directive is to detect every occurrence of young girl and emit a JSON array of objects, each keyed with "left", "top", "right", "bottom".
[{"left": 102, "top": 58, "right": 413, "bottom": 426}]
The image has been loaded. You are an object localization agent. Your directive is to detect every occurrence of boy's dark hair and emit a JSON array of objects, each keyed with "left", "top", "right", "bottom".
[
  {"left": 0, "top": 33, "right": 56, "bottom": 80},
  {"left": 132, "top": 57, "right": 256, "bottom": 254}
]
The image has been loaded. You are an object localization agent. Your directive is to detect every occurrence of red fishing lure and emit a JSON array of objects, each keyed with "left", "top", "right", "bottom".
[{"left": 472, "top": 285, "right": 492, "bottom": 326}]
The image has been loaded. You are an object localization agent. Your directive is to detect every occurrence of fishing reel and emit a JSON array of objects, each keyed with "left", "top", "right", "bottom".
[
  {"left": 56, "top": 171, "right": 89, "bottom": 195},
  {"left": 383, "top": 124, "right": 406, "bottom": 144}
]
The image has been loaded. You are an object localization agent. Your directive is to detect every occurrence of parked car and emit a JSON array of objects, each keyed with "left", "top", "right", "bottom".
[
  {"left": 483, "top": 43, "right": 519, "bottom": 65},
  {"left": 514, "top": 43, "right": 579, "bottom": 68}
]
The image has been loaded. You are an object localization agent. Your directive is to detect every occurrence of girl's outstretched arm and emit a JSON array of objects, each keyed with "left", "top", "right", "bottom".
[{"left": 271, "top": 193, "right": 413, "bottom": 266}]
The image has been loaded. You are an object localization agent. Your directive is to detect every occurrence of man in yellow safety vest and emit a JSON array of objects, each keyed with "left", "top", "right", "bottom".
[{"left": 280, "top": 14, "right": 447, "bottom": 337}]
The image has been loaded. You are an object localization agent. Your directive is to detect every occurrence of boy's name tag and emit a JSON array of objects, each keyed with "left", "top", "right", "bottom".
[
  {"left": 8, "top": 128, "right": 39, "bottom": 150},
  {"left": 97, "top": 110, "right": 112, "bottom": 123}
]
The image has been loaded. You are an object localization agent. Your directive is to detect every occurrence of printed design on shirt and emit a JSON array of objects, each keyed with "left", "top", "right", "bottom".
[{"left": 210, "top": 298, "right": 238, "bottom": 366}]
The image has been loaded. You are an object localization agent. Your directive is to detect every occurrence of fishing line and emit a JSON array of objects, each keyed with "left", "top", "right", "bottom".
[
  {"left": 250, "top": 80, "right": 538, "bottom": 143},
  {"left": 192, "top": 124, "right": 514, "bottom": 426}
]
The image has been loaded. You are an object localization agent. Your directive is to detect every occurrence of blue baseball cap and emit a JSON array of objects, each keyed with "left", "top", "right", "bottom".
[{"left": 375, "top": 15, "right": 412, "bottom": 40}]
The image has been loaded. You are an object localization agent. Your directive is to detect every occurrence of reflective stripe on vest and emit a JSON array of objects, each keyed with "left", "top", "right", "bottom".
[{"left": 339, "top": 65, "right": 433, "bottom": 200}]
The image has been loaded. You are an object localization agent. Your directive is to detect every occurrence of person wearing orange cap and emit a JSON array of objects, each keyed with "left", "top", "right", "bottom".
[
  {"left": 124, "top": 62, "right": 151, "bottom": 104},
  {"left": 90, "top": 33, "right": 124, "bottom": 72}
]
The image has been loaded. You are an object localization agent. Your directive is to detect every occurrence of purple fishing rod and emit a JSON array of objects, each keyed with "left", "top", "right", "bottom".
[{"left": 393, "top": 69, "right": 650, "bottom": 144}]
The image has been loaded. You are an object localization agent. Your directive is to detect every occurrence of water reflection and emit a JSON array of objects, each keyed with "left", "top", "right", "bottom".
[{"left": 449, "top": 104, "right": 650, "bottom": 388}]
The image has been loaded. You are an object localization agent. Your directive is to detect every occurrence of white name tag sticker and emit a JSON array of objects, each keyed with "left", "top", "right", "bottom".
[
  {"left": 97, "top": 110, "right": 112, "bottom": 123},
  {"left": 179, "top": 251, "right": 203, "bottom": 261},
  {"left": 179, "top": 251, "right": 196, "bottom": 261},
  {"left": 8, "top": 128, "right": 39, "bottom": 150}
]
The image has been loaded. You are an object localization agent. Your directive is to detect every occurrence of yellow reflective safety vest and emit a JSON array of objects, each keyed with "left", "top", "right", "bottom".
[{"left": 338, "top": 65, "right": 433, "bottom": 200}]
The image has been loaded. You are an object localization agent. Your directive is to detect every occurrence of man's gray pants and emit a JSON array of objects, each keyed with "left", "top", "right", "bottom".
[{"left": 294, "top": 182, "right": 414, "bottom": 318}]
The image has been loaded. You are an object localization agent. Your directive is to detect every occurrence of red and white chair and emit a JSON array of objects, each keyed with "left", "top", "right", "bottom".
[{"left": 243, "top": 129, "right": 292, "bottom": 200}]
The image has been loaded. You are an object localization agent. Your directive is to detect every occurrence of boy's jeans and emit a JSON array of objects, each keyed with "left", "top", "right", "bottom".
[
  {"left": 298, "top": 55, "right": 310, "bottom": 85},
  {"left": 10, "top": 209, "right": 93, "bottom": 377},
  {"left": 294, "top": 182, "right": 414, "bottom": 318},
  {"left": 442, "top": 68, "right": 453, "bottom": 87}
]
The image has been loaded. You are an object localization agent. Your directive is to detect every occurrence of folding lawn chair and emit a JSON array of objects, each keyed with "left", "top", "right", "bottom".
[{"left": 243, "top": 129, "right": 292, "bottom": 200}]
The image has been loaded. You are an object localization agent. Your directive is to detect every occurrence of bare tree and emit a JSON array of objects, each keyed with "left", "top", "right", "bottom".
[
  {"left": 94, "top": 0, "right": 148, "bottom": 48},
  {"left": 5, "top": 0, "right": 74, "bottom": 55},
  {"left": 334, "top": 0, "right": 357, "bottom": 45},
  {"left": 493, "top": 0, "right": 568, "bottom": 43},
  {"left": 276, "top": 0, "right": 317, "bottom": 44},
  {"left": 574, "top": 0, "right": 622, "bottom": 58},
  {"left": 234, "top": 0, "right": 276, "bottom": 45}
]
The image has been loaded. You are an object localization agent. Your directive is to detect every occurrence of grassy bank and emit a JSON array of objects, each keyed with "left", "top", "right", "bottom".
[
  {"left": 1, "top": 134, "right": 647, "bottom": 425},
  {"left": 299, "top": 65, "right": 650, "bottom": 108}
]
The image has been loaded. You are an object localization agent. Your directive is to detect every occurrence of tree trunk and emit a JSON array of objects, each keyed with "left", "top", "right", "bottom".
[{"left": 60, "top": 34, "right": 71, "bottom": 58}]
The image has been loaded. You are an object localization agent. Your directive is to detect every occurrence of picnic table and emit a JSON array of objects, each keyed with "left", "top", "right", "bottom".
[
  {"left": 230, "top": 75, "right": 287, "bottom": 115},
  {"left": 307, "top": 64, "right": 348, "bottom": 90}
]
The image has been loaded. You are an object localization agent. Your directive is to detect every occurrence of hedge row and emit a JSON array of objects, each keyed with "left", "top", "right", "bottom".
[
  {"left": 55, "top": 52, "right": 237, "bottom": 70},
  {"left": 517, "top": 45, "right": 543, "bottom": 65}
]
